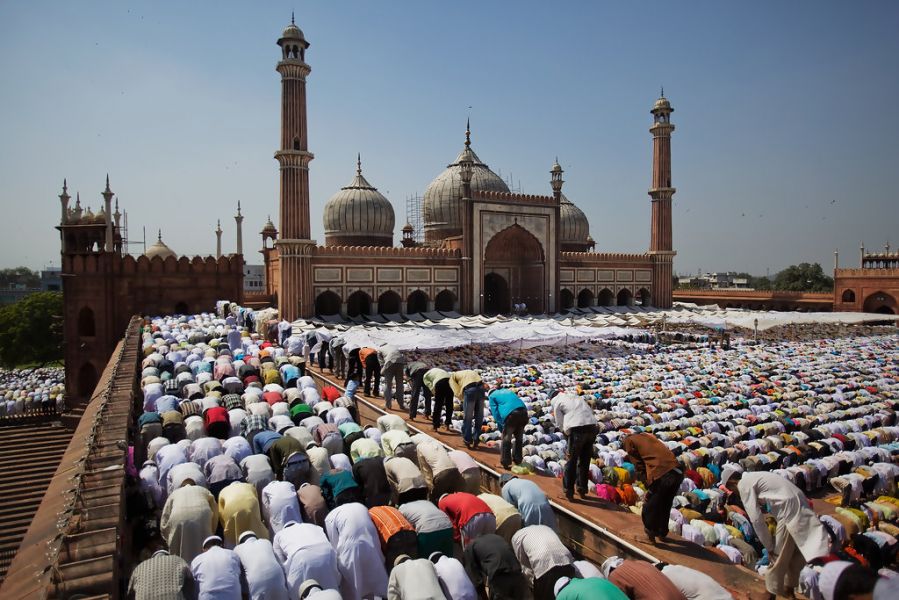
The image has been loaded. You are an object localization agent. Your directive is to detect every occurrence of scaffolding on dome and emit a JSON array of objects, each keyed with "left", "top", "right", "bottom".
[{"left": 405, "top": 193, "right": 424, "bottom": 244}]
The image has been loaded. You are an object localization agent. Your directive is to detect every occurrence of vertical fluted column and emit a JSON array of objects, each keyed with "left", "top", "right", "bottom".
[{"left": 649, "top": 95, "right": 677, "bottom": 308}]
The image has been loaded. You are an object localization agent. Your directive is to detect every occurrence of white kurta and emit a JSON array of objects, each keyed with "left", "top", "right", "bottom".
[
  {"left": 738, "top": 472, "right": 830, "bottom": 560},
  {"left": 234, "top": 537, "right": 290, "bottom": 600},
  {"left": 324, "top": 503, "right": 389, "bottom": 600},
  {"left": 272, "top": 522, "right": 341, "bottom": 597},
  {"left": 261, "top": 480, "right": 302, "bottom": 535}
]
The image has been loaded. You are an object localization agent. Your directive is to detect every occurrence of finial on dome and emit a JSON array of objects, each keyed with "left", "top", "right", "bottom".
[
  {"left": 660, "top": 85, "right": 664, "bottom": 98},
  {"left": 114, "top": 198, "right": 119, "bottom": 211},
  {"left": 216, "top": 219, "right": 222, "bottom": 230},
  {"left": 63, "top": 178, "right": 67, "bottom": 193},
  {"left": 465, "top": 118, "right": 471, "bottom": 148},
  {"left": 157, "top": 229, "right": 162, "bottom": 242},
  {"left": 105, "top": 173, "right": 111, "bottom": 193},
  {"left": 76, "top": 192, "right": 81, "bottom": 207},
  {"left": 236, "top": 200, "right": 242, "bottom": 217},
  {"left": 357, "top": 153, "right": 362, "bottom": 175},
  {"left": 291, "top": 11, "right": 295, "bottom": 25}
]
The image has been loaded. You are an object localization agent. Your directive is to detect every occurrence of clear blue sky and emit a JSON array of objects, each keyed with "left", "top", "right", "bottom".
[{"left": 1, "top": 1, "right": 897, "bottom": 276}]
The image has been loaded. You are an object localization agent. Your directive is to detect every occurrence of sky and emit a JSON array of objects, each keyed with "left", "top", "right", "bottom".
[{"left": 1, "top": 1, "right": 897, "bottom": 276}]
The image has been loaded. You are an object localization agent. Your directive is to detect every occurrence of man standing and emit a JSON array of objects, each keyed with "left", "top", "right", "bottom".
[
  {"left": 487, "top": 388, "right": 528, "bottom": 469},
  {"left": 449, "top": 370, "right": 485, "bottom": 449},
  {"left": 360, "top": 346, "right": 382, "bottom": 397},
  {"left": 622, "top": 432, "right": 683, "bottom": 544},
  {"left": 723, "top": 470, "right": 831, "bottom": 599},
  {"left": 550, "top": 392, "right": 597, "bottom": 501},
  {"left": 330, "top": 336, "right": 347, "bottom": 379},
  {"left": 378, "top": 344, "right": 407, "bottom": 411},
  {"left": 424, "top": 368, "right": 453, "bottom": 431},
  {"left": 405, "top": 360, "right": 432, "bottom": 420}
]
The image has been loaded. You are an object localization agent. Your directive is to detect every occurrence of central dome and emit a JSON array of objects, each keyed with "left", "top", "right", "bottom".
[
  {"left": 423, "top": 132, "right": 509, "bottom": 242},
  {"left": 323, "top": 157, "right": 395, "bottom": 247},
  {"left": 145, "top": 232, "right": 176, "bottom": 260}
]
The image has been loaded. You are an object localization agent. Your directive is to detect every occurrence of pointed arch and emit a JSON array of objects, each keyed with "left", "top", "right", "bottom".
[
  {"left": 377, "top": 290, "right": 402, "bottom": 315},
  {"left": 406, "top": 290, "right": 429, "bottom": 314},
  {"left": 77, "top": 306, "right": 96, "bottom": 337},
  {"left": 841, "top": 289, "right": 856, "bottom": 303},
  {"left": 346, "top": 290, "right": 372, "bottom": 318},
  {"left": 597, "top": 288, "right": 614, "bottom": 307},
  {"left": 434, "top": 289, "right": 456, "bottom": 312},
  {"left": 577, "top": 288, "right": 594, "bottom": 308},
  {"left": 315, "top": 290, "right": 341, "bottom": 316},
  {"left": 559, "top": 288, "right": 575, "bottom": 311},
  {"left": 616, "top": 288, "right": 633, "bottom": 306}
]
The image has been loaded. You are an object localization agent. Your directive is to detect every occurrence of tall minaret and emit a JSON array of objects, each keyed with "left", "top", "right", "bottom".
[
  {"left": 648, "top": 90, "right": 677, "bottom": 308},
  {"left": 102, "top": 175, "right": 114, "bottom": 252},
  {"left": 216, "top": 220, "right": 223, "bottom": 258},
  {"left": 275, "top": 14, "right": 315, "bottom": 320},
  {"left": 234, "top": 202, "right": 244, "bottom": 255}
]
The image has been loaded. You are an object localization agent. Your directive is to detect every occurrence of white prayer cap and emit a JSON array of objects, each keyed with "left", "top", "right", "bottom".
[
  {"left": 202, "top": 535, "right": 223, "bottom": 549},
  {"left": 818, "top": 561, "right": 853, "bottom": 600},
  {"left": 601, "top": 556, "right": 624, "bottom": 578},
  {"left": 720, "top": 463, "right": 744, "bottom": 488},
  {"left": 553, "top": 576, "right": 571, "bottom": 597}
]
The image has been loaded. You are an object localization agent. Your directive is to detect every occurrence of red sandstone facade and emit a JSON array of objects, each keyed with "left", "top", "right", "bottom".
[{"left": 56, "top": 179, "right": 243, "bottom": 409}]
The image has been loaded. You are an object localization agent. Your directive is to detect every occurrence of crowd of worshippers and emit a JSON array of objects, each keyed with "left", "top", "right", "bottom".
[
  {"left": 127, "top": 311, "right": 899, "bottom": 599},
  {"left": 0, "top": 366, "right": 64, "bottom": 416}
]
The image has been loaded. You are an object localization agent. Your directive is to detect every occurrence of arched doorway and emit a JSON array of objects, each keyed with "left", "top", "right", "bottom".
[
  {"left": 559, "top": 289, "right": 574, "bottom": 311},
  {"left": 315, "top": 291, "right": 341, "bottom": 316},
  {"left": 407, "top": 290, "right": 429, "bottom": 314},
  {"left": 77, "top": 362, "right": 99, "bottom": 399},
  {"left": 577, "top": 288, "right": 594, "bottom": 308},
  {"left": 841, "top": 289, "right": 856, "bottom": 303},
  {"left": 483, "top": 224, "right": 545, "bottom": 314},
  {"left": 637, "top": 288, "right": 651, "bottom": 307},
  {"left": 77, "top": 306, "right": 96, "bottom": 337},
  {"left": 863, "top": 291, "right": 897, "bottom": 314},
  {"left": 484, "top": 273, "right": 510, "bottom": 315},
  {"left": 346, "top": 291, "right": 372, "bottom": 318},
  {"left": 434, "top": 290, "right": 456, "bottom": 312},
  {"left": 597, "top": 288, "right": 614, "bottom": 307},
  {"left": 616, "top": 288, "right": 633, "bottom": 306},
  {"left": 377, "top": 290, "right": 402, "bottom": 315}
]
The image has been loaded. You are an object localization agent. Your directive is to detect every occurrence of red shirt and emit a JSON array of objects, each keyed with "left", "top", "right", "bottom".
[
  {"left": 322, "top": 385, "right": 341, "bottom": 402},
  {"left": 203, "top": 406, "right": 228, "bottom": 428},
  {"left": 263, "top": 391, "right": 283, "bottom": 406},
  {"left": 438, "top": 492, "right": 492, "bottom": 540}
]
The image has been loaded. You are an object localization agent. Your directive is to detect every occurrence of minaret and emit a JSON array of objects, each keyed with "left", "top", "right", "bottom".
[
  {"left": 550, "top": 158, "right": 564, "bottom": 314},
  {"left": 216, "top": 220, "right": 223, "bottom": 258},
  {"left": 102, "top": 175, "right": 114, "bottom": 252},
  {"left": 648, "top": 90, "right": 677, "bottom": 308},
  {"left": 274, "top": 15, "right": 316, "bottom": 320},
  {"left": 459, "top": 120, "right": 474, "bottom": 314},
  {"left": 234, "top": 202, "right": 244, "bottom": 255},
  {"left": 59, "top": 179, "right": 70, "bottom": 225}
]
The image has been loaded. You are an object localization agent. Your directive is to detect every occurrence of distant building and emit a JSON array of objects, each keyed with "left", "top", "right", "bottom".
[
  {"left": 244, "top": 264, "right": 265, "bottom": 293},
  {"left": 40, "top": 267, "right": 61, "bottom": 291},
  {"left": 679, "top": 272, "right": 751, "bottom": 290}
]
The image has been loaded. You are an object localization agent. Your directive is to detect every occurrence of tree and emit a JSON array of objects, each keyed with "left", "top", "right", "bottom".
[
  {"left": 0, "top": 291, "right": 63, "bottom": 367},
  {"left": 0, "top": 267, "right": 40, "bottom": 289},
  {"left": 772, "top": 262, "right": 833, "bottom": 292}
]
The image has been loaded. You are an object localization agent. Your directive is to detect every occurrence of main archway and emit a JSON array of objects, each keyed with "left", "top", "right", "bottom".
[{"left": 483, "top": 224, "right": 545, "bottom": 314}]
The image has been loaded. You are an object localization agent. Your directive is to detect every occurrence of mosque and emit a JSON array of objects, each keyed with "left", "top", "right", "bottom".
[
  {"left": 53, "top": 16, "right": 676, "bottom": 408},
  {"left": 262, "top": 17, "right": 677, "bottom": 321}
]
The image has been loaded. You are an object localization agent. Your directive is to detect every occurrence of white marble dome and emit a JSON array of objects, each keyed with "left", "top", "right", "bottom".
[{"left": 323, "top": 158, "right": 394, "bottom": 247}]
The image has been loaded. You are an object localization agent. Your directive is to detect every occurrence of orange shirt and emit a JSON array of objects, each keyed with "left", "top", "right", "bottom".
[
  {"left": 368, "top": 505, "right": 414, "bottom": 547},
  {"left": 359, "top": 347, "right": 378, "bottom": 364}
]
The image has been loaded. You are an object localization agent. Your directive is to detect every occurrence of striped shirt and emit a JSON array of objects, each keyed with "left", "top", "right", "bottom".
[
  {"left": 369, "top": 505, "right": 415, "bottom": 544},
  {"left": 510, "top": 524, "right": 573, "bottom": 580},
  {"left": 240, "top": 414, "right": 270, "bottom": 437},
  {"left": 609, "top": 560, "right": 688, "bottom": 600},
  {"left": 127, "top": 550, "right": 195, "bottom": 600}
]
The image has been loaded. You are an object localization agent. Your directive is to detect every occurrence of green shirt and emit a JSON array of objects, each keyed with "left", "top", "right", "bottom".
[{"left": 557, "top": 578, "right": 629, "bottom": 600}]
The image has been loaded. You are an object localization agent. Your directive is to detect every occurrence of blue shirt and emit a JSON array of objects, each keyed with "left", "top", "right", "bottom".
[
  {"left": 488, "top": 389, "right": 526, "bottom": 432},
  {"left": 253, "top": 430, "right": 283, "bottom": 455},
  {"left": 502, "top": 478, "right": 556, "bottom": 528}
]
